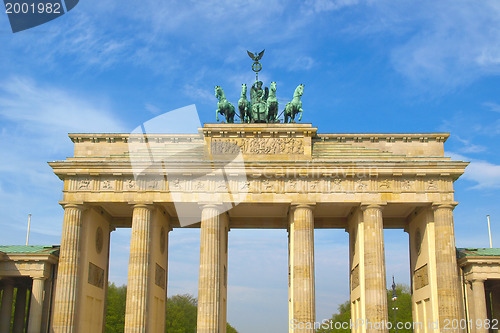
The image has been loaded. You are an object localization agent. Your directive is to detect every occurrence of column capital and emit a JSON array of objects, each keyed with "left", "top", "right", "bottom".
[
  {"left": 290, "top": 203, "right": 316, "bottom": 211},
  {"left": 360, "top": 202, "right": 386, "bottom": 211},
  {"left": 129, "top": 202, "right": 153, "bottom": 210},
  {"left": 61, "top": 203, "right": 85, "bottom": 211},
  {"left": 32, "top": 276, "right": 46, "bottom": 281},
  {"left": 199, "top": 203, "right": 224, "bottom": 210},
  {"left": 432, "top": 202, "right": 458, "bottom": 211}
]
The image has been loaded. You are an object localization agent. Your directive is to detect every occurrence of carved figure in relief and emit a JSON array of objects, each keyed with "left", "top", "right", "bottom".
[
  {"left": 147, "top": 179, "right": 159, "bottom": 190},
  {"left": 401, "top": 179, "right": 412, "bottom": 190},
  {"left": 427, "top": 180, "right": 438, "bottom": 190},
  {"left": 78, "top": 179, "right": 91, "bottom": 190},
  {"left": 215, "top": 86, "right": 235, "bottom": 123},
  {"left": 101, "top": 180, "right": 112, "bottom": 190},
  {"left": 355, "top": 179, "right": 367, "bottom": 191},
  {"left": 262, "top": 179, "right": 274, "bottom": 191},
  {"left": 240, "top": 181, "right": 250, "bottom": 190},
  {"left": 379, "top": 179, "right": 390, "bottom": 189},
  {"left": 284, "top": 84, "right": 304, "bottom": 123},
  {"left": 332, "top": 178, "right": 342, "bottom": 190},
  {"left": 194, "top": 181, "right": 205, "bottom": 190},
  {"left": 217, "top": 181, "right": 228, "bottom": 191},
  {"left": 170, "top": 178, "right": 181, "bottom": 190},
  {"left": 211, "top": 137, "right": 304, "bottom": 155},
  {"left": 125, "top": 179, "right": 136, "bottom": 190}
]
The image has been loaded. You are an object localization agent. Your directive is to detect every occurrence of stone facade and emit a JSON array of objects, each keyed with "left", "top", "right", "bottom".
[
  {"left": 48, "top": 123, "right": 468, "bottom": 332},
  {"left": 0, "top": 245, "right": 59, "bottom": 333}
]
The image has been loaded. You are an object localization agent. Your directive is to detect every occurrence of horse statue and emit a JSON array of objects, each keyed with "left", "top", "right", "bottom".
[
  {"left": 266, "top": 81, "right": 278, "bottom": 123},
  {"left": 215, "top": 85, "right": 235, "bottom": 123},
  {"left": 284, "top": 84, "right": 304, "bottom": 123},
  {"left": 238, "top": 83, "right": 251, "bottom": 123}
]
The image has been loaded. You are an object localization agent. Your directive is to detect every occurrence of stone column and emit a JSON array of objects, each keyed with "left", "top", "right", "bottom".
[
  {"left": 288, "top": 204, "right": 315, "bottom": 332},
  {"left": 492, "top": 286, "right": 500, "bottom": 331},
  {"left": 472, "top": 279, "right": 488, "bottom": 333},
  {"left": 0, "top": 279, "right": 14, "bottom": 332},
  {"left": 52, "top": 203, "right": 84, "bottom": 332},
  {"left": 361, "top": 203, "right": 388, "bottom": 333},
  {"left": 12, "top": 285, "right": 27, "bottom": 333},
  {"left": 433, "top": 203, "right": 464, "bottom": 330},
  {"left": 28, "top": 277, "right": 46, "bottom": 333},
  {"left": 197, "top": 204, "right": 228, "bottom": 333},
  {"left": 125, "top": 204, "right": 152, "bottom": 333}
]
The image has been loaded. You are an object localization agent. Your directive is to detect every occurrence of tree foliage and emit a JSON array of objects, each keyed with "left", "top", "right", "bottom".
[
  {"left": 105, "top": 283, "right": 239, "bottom": 333},
  {"left": 105, "top": 283, "right": 127, "bottom": 333},
  {"left": 318, "top": 284, "right": 413, "bottom": 333},
  {"left": 165, "top": 294, "right": 198, "bottom": 333}
]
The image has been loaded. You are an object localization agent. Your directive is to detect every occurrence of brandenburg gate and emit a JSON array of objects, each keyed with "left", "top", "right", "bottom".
[{"left": 49, "top": 122, "right": 467, "bottom": 332}]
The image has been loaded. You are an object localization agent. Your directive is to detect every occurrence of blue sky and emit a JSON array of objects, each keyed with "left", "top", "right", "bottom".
[{"left": 1, "top": 0, "right": 500, "bottom": 332}]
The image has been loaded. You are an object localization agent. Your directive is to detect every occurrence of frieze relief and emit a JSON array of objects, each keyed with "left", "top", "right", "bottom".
[
  {"left": 211, "top": 137, "right": 304, "bottom": 155},
  {"left": 124, "top": 178, "right": 137, "bottom": 191},
  {"left": 414, "top": 264, "right": 429, "bottom": 290},
  {"left": 378, "top": 179, "right": 391, "bottom": 191},
  {"left": 401, "top": 178, "right": 414, "bottom": 191},
  {"left": 426, "top": 180, "right": 438, "bottom": 191},
  {"left": 78, "top": 178, "right": 92, "bottom": 191},
  {"left": 69, "top": 175, "right": 448, "bottom": 196},
  {"left": 100, "top": 178, "right": 115, "bottom": 191}
]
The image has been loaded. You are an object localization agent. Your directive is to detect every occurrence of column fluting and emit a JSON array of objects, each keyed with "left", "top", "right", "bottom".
[
  {"left": 361, "top": 204, "right": 388, "bottom": 333},
  {"left": 125, "top": 204, "right": 152, "bottom": 333},
  {"left": 52, "top": 203, "right": 83, "bottom": 332}
]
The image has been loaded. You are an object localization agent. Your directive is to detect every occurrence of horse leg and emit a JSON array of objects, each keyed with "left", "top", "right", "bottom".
[{"left": 216, "top": 109, "right": 219, "bottom": 122}]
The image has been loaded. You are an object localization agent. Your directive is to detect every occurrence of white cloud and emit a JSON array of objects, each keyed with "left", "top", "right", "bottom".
[
  {"left": 304, "top": 0, "right": 360, "bottom": 13},
  {"left": 389, "top": 0, "right": 500, "bottom": 88},
  {"left": 0, "top": 76, "right": 125, "bottom": 246},
  {"left": 483, "top": 102, "right": 500, "bottom": 113},
  {"left": 183, "top": 84, "right": 216, "bottom": 103},
  {"left": 0, "top": 76, "right": 124, "bottom": 136},
  {"left": 145, "top": 103, "right": 161, "bottom": 115},
  {"left": 454, "top": 136, "right": 487, "bottom": 154},
  {"left": 448, "top": 152, "right": 500, "bottom": 189}
]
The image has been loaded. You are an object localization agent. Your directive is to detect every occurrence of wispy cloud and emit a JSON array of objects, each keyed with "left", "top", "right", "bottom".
[
  {"left": 483, "top": 102, "right": 500, "bottom": 113},
  {"left": 389, "top": 0, "right": 500, "bottom": 89},
  {"left": 145, "top": 103, "right": 161, "bottom": 115},
  {"left": 0, "top": 76, "right": 124, "bottom": 244},
  {"left": 0, "top": 76, "right": 124, "bottom": 146},
  {"left": 303, "top": 0, "right": 360, "bottom": 13},
  {"left": 448, "top": 152, "right": 500, "bottom": 189},
  {"left": 183, "top": 84, "right": 216, "bottom": 103},
  {"left": 454, "top": 136, "right": 487, "bottom": 154}
]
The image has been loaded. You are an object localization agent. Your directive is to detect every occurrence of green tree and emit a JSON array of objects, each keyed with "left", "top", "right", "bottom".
[
  {"left": 318, "top": 284, "right": 413, "bottom": 333},
  {"left": 387, "top": 284, "right": 413, "bottom": 333},
  {"left": 165, "top": 294, "right": 239, "bottom": 333},
  {"left": 226, "top": 322, "right": 238, "bottom": 333},
  {"left": 317, "top": 301, "right": 351, "bottom": 333},
  {"left": 104, "top": 285, "right": 239, "bottom": 333},
  {"left": 165, "top": 294, "right": 198, "bottom": 333},
  {"left": 105, "top": 283, "right": 127, "bottom": 333}
]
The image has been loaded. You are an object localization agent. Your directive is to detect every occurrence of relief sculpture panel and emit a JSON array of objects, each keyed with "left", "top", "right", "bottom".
[{"left": 211, "top": 138, "right": 304, "bottom": 155}]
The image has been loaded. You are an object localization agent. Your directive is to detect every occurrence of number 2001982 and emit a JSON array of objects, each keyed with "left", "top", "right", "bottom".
[{"left": 5, "top": 2, "right": 61, "bottom": 14}]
